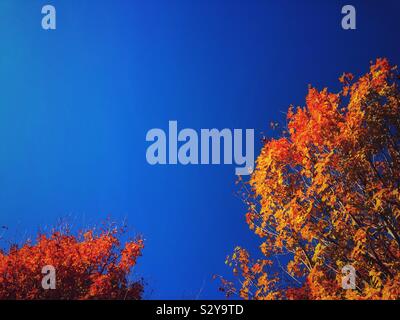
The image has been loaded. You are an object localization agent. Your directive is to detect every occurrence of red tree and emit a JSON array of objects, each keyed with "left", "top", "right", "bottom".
[
  {"left": 0, "top": 223, "right": 144, "bottom": 300},
  {"left": 224, "top": 58, "right": 400, "bottom": 300}
]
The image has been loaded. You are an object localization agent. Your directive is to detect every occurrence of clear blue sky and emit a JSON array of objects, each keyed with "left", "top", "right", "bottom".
[{"left": 0, "top": 0, "right": 399, "bottom": 299}]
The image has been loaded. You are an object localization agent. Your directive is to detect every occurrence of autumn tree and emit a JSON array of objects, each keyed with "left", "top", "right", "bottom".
[
  {"left": 225, "top": 58, "right": 400, "bottom": 300},
  {"left": 0, "top": 223, "right": 144, "bottom": 300}
]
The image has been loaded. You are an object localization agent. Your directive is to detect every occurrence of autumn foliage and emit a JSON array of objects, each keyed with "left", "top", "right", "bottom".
[
  {"left": 0, "top": 224, "right": 144, "bottom": 300},
  {"left": 225, "top": 59, "right": 400, "bottom": 300}
]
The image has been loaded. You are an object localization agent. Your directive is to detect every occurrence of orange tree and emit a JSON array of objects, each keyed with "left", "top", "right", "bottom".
[
  {"left": 225, "top": 58, "right": 400, "bottom": 300},
  {"left": 0, "top": 223, "right": 144, "bottom": 299}
]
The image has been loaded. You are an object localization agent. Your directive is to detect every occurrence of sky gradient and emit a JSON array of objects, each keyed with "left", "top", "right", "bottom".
[{"left": 0, "top": 0, "right": 400, "bottom": 299}]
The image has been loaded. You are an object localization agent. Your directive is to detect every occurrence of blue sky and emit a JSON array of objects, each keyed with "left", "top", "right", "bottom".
[{"left": 0, "top": 0, "right": 399, "bottom": 299}]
